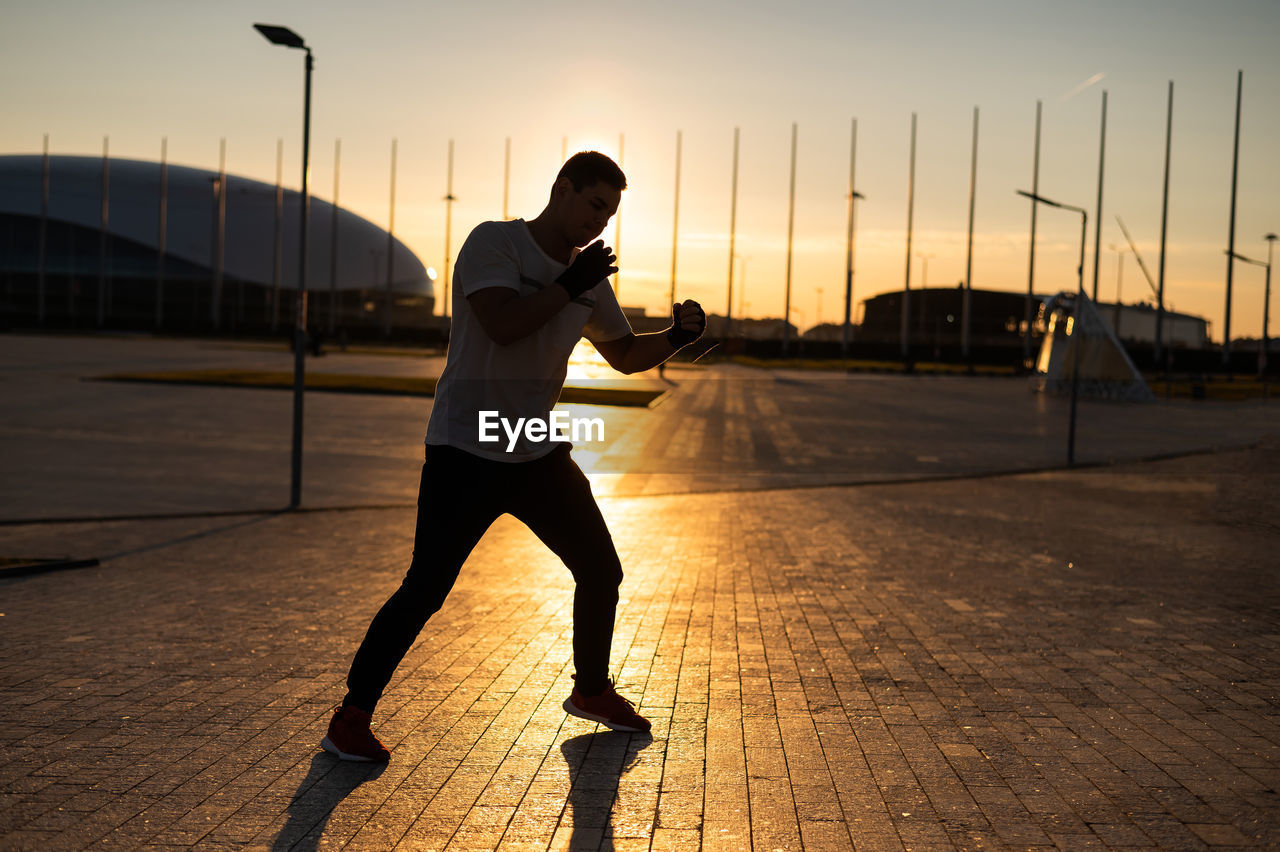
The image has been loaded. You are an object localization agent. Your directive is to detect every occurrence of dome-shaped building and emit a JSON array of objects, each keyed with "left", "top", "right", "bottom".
[{"left": 0, "top": 154, "right": 435, "bottom": 335}]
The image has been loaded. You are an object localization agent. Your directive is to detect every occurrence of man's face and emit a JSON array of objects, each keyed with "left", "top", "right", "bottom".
[{"left": 554, "top": 179, "right": 622, "bottom": 247}]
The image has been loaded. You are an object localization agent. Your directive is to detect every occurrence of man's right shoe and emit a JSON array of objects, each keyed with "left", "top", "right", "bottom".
[
  {"left": 564, "top": 681, "right": 651, "bottom": 733},
  {"left": 320, "top": 705, "right": 390, "bottom": 763}
]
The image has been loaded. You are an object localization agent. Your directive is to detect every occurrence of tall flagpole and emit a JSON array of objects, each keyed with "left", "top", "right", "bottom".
[
  {"left": 669, "top": 130, "right": 681, "bottom": 307},
  {"left": 963, "top": 106, "right": 978, "bottom": 361},
  {"left": 1092, "top": 90, "right": 1108, "bottom": 302},
  {"left": 503, "top": 136, "right": 511, "bottom": 220},
  {"left": 1023, "top": 101, "right": 1042, "bottom": 364},
  {"left": 383, "top": 138, "right": 397, "bottom": 336},
  {"left": 727, "top": 126, "right": 739, "bottom": 337},
  {"left": 843, "top": 118, "right": 860, "bottom": 358},
  {"left": 155, "top": 137, "right": 167, "bottom": 329},
  {"left": 1156, "top": 81, "right": 1173, "bottom": 369},
  {"left": 97, "top": 137, "right": 108, "bottom": 326},
  {"left": 614, "top": 132, "right": 623, "bottom": 296},
  {"left": 328, "top": 138, "right": 341, "bottom": 335},
  {"left": 38, "top": 134, "right": 49, "bottom": 326},
  {"left": 443, "top": 138, "right": 457, "bottom": 318},
  {"left": 783, "top": 122, "right": 798, "bottom": 355},
  {"left": 901, "top": 113, "right": 916, "bottom": 361},
  {"left": 272, "top": 138, "right": 283, "bottom": 331},
  {"left": 211, "top": 137, "right": 226, "bottom": 329},
  {"left": 1223, "top": 70, "right": 1242, "bottom": 368}
]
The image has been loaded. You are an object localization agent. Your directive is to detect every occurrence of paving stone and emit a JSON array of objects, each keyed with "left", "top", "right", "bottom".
[{"left": 3, "top": 335, "right": 1279, "bottom": 849}]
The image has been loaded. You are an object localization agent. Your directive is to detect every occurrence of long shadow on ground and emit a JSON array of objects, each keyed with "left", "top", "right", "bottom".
[
  {"left": 559, "top": 730, "right": 654, "bottom": 851},
  {"left": 271, "top": 752, "right": 386, "bottom": 851}
]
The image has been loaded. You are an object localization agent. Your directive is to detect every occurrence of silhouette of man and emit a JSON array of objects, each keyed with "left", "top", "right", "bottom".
[{"left": 322, "top": 151, "right": 706, "bottom": 762}]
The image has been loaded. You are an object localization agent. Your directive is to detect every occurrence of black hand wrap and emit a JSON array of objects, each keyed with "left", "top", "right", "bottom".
[
  {"left": 666, "top": 303, "right": 706, "bottom": 348},
  {"left": 556, "top": 241, "right": 617, "bottom": 300}
]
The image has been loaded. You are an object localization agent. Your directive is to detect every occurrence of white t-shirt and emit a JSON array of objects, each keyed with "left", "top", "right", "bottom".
[{"left": 425, "top": 219, "right": 632, "bottom": 461}]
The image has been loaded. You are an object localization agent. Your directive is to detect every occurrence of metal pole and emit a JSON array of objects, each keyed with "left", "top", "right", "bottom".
[
  {"left": 38, "top": 134, "right": 48, "bottom": 326},
  {"left": 727, "top": 126, "right": 739, "bottom": 338},
  {"left": 1024, "top": 101, "right": 1041, "bottom": 364},
  {"left": 272, "top": 138, "right": 283, "bottom": 332},
  {"left": 503, "top": 136, "right": 511, "bottom": 220},
  {"left": 1263, "top": 235, "right": 1275, "bottom": 375},
  {"left": 1092, "top": 90, "right": 1107, "bottom": 302},
  {"left": 443, "top": 138, "right": 456, "bottom": 318},
  {"left": 1068, "top": 209, "right": 1087, "bottom": 466},
  {"left": 289, "top": 47, "right": 313, "bottom": 510},
  {"left": 98, "top": 135, "right": 109, "bottom": 328},
  {"left": 842, "top": 118, "right": 858, "bottom": 358},
  {"left": 783, "top": 122, "right": 798, "bottom": 355},
  {"left": 1223, "top": 69, "right": 1242, "bottom": 369},
  {"left": 156, "top": 137, "right": 167, "bottom": 329},
  {"left": 1156, "top": 81, "right": 1173, "bottom": 369},
  {"left": 211, "top": 138, "right": 226, "bottom": 329},
  {"left": 613, "top": 132, "right": 623, "bottom": 296},
  {"left": 901, "top": 113, "right": 916, "bottom": 361},
  {"left": 384, "top": 138, "right": 397, "bottom": 336},
  {"left": 329, "top": 138, "right": 340, "bottom": 335},
  {"left": 669, "top": 130, "right": 681, "bottom": 308},
  {"left": 963, "top": 106, "right": 978, "bottom": 361}
]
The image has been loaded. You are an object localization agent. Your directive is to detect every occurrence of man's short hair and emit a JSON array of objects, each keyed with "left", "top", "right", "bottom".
[{"left": 556, "top": 151, "right": 627, "bottom": 193}]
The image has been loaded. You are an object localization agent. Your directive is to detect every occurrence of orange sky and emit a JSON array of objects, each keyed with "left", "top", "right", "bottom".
[{"left": 3, "top": 0, "right": 1278, "bottom": 341}]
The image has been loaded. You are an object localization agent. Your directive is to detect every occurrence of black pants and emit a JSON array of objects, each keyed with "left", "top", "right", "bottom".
[{"left": 343, "top": 442, "right": 622, "bottom": 713}]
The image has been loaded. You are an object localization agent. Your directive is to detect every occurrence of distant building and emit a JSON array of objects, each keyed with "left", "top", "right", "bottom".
[
  {"left": 857, "top": 286, "right": 1211, "bottom": 353},
  {"left": 800, "top": 323, "right": 850, "bottom": 342},
  {"left": 0, "top": 154, "right": 434, "bottom": 333},
  {"left": 859, "top": 286, "right": 1048, "bottom": 349},
  {"left": 1091, "top": 300, "right": 1208, "bottom": 348},
  {"left": 712, "top": 316, "right": 798, "bottom": 341},
  {"left": 621, "top": 305, "right": 668, "bottom": 334}
]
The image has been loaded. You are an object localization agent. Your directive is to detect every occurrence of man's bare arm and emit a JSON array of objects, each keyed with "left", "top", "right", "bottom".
[
  {"left": 595, "top": 299, "right": 707, "bottom": 374},
  {"left": 593, "top": 331, "right": 678, "bottom": 375}
]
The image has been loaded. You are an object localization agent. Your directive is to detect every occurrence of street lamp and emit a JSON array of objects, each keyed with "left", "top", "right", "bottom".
[
  {"left": 1017, "top": 189, "right": 1088, "bottom": 466},
  {"left": 255, "top": 22, "right": 313, "bottom": 509}
]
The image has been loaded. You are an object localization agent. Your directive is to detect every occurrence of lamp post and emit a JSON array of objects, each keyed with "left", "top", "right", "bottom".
[
  {"left": 1018, "top": 189, "right": 1087, "bottom": 466},
  {"left": 254, "top": 22, "right": 312, "bottom": 510}
]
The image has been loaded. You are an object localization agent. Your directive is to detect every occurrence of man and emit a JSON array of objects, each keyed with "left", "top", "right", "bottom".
[{"left": 322, "top": 151, "right": 706, "bottom": 762}]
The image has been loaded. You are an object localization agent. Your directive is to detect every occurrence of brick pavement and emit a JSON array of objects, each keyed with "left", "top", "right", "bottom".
[{"left": 3, "top": 439, "right": 1278, "bottom": 850}]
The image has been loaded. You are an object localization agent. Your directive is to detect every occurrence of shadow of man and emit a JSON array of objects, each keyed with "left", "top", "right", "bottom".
[
  {"left": 559, "top": 730, "right": 653, "bottom": 851},
  {"left": 270, "top": 752, "right": 386, "bottom": 851}
]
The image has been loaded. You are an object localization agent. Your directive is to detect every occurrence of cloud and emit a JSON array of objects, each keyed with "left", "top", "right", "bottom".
[{"left": 1059, "top": 73, "right": 1106, "bottom": 102}]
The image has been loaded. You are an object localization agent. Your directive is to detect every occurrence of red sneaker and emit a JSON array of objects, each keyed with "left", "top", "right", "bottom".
[
  {"left": 321, "top": 705, "right": 390, "bottom": 763},
  {"left": 563, "top": 680, "right": 651, "bottom": 732}
]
